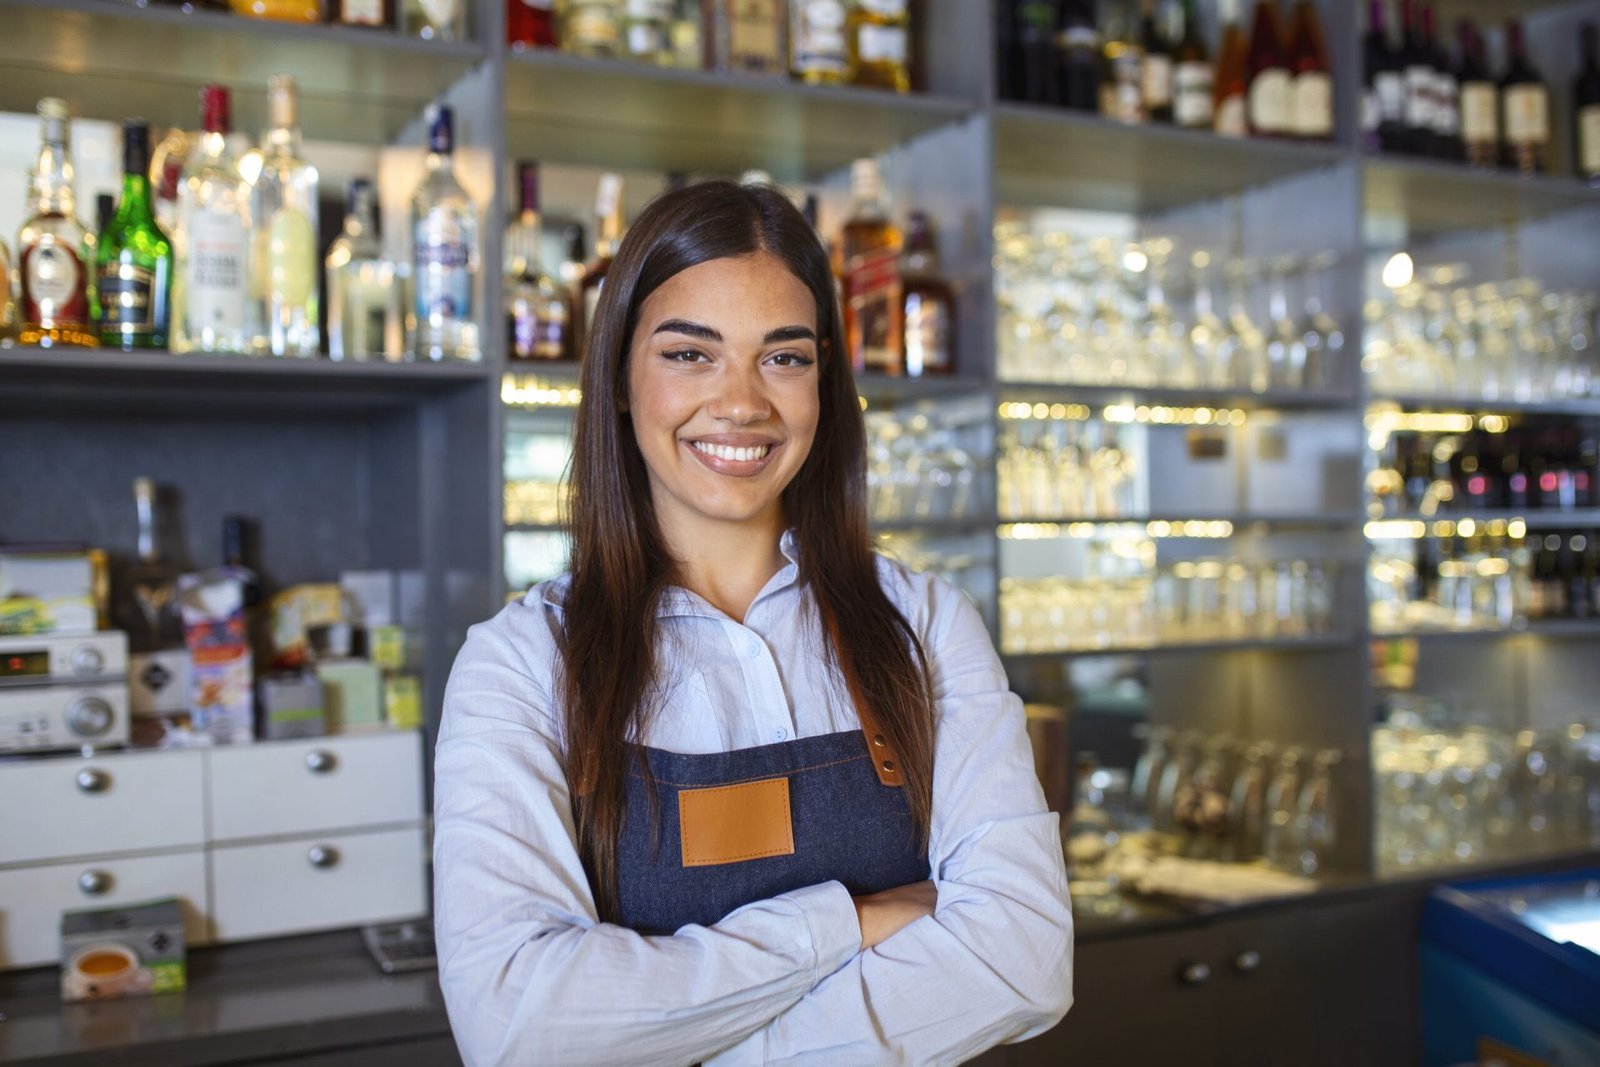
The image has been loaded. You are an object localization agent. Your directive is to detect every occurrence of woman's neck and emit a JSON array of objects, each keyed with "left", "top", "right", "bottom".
[{"left": 660, "top": 509, "right": 789, "bottom": 625}]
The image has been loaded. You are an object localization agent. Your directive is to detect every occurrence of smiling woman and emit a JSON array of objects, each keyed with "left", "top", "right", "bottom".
[{"left": 432, "top": 181, "right": 1074, "bottom": 1067}]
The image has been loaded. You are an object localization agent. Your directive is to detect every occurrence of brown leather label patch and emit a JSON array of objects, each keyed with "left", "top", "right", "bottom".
[{"left": 678, "top": 776, "right": 794, "bottom": 868}]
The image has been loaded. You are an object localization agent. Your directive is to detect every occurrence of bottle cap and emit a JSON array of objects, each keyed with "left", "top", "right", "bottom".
[
  {"left": 267, "top": 74, "right": 297, "bottom": 130},
  {"left": 38, "top": 97, "right": 69, "bottom": 121},
  {"left": 427, "top": 104, "right": 454, "bottom": 155},
  {"left": 200, "top": 85, "right": 231, "bottom": 135},
  {"left": 122, "top": 120, "right": 152, "bottom": 177},
  {"left": 850, "top": 158, "right": 880, "bottom": 199},
  {"left": 518, "top": 161, "right": 540, "bottom": 214}
]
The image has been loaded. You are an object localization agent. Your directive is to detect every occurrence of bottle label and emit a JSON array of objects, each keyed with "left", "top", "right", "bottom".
[
  {"left": 1505, "top": 85, "right": 1549, "bottom": 145},
  {"left": 1433, "top": 72, "right": 1459, "bottom": 136},
  {"left": 23, "top": 240, "right": 86, "bottom": 324},
  {"left": 185, "top": 209, "right": 247, "bottom": 333},
  {"left": 1174, "top": 62, "right": 1213, "bottom": 127},
  {"left": 1247, "top": 68, "right": 1291, "bottom": 134},
  {"left": 1582, "top": 104, "right": 1600, "bottom": 176},
  {"left": 341, "top": 0, "right": 384, "bottom": 24},
  {"left": 415, "top": 220, "right": 473, "bottom": 323},
  {"left": 903, "top": 292, "right": 949, "bottom": 375},
  {"left": 1461, "top": 81, "right": 1498, "bottom": 143},
  {"left": 729, "top": 0, "right": 783, "bottom": 71},
  {"left": 1375, "top": 71, "right": 1404, "bottom": 122},
  {"left": 99, "top": 262, "right": 157, "bottom": 333},
  {"left": 1404, "top": 64, "right": 1435, "bottom": 129},
  {"left": 793, "top": 0, "right": 847, "bottom": 73},
  {"left": 264, "top": 207, "right": 316, "bottom": 306},
  {"left": 1215, "top": 93, "right": 1247, "bottom": 137},
  {"left": 845, "top": 245, "right": 901, "bottom": 373},
  {"left": 511, "top": 306, "right": 566, "bottom": 360},
  {"left": 1142, "top": 54, "right": 1173, "bottom": 109},
  {"left": 627, "top": 23, "right": 666, "bottom": 54},
  {"left": 569, "top": 5, "right": 620, "bottom": 46},
  {"left": 1106, "top": 53, "right": 1143, "bottom": 123},
  {"left": 857, "top": 23, "right": 906, "bottom": 65},
  {"left": 1291, "top": 72, "right": 1332, "bottom": 138}
]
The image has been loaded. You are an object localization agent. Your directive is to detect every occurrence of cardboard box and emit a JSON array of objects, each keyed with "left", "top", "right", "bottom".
[
  {"left": 258, "top": 670, "right": 326, "bottom": 740},
  {"left": 0, "top": 549, "right": 96, "bottom": 635},
  {"left": 60, "top": 897, "right": 186, "bottom": 1002},
  {"left": 315, "top": 658, "right": 383, "bottom": 732},
  {"left": 180, "top": 572, "right": 253, "bottom": 744}
]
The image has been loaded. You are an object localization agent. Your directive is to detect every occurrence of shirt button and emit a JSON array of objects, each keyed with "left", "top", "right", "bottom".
[
  {"left": 745, "top": 638, "right": 763, "bottom": 659},
  {"left": 773, "top": 728, "right": 788, "bottom": 741}
]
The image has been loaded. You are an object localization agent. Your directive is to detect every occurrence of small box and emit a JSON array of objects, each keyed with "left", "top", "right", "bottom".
[
  {"left": 368, "top": 625, "right": 407, "bottom": 671},
  {"left": 181, "top": 572, "right": 253, "bottom": 745},
  {"left": 60, "top": 897, "right": 186, "bottom": 1003},
  {"left": 383, "top": 673, "right": 422, "bottom": 729},
  {"left": 130, "top": 648, "right": 193, "bottom": 718},
  {"left": 340, "top": 570, "right": 396, "bottom": 627},
  {"left": 258, "top": 670, "right": 326, "bottom": 740},
  {"left": 0, "top": 549, "right": 97, "bottom": 635},
  {"left": 315, "top": 658, "right": 383, "bottom": 732},
  {"left": 269, "top": 584, "right": 349, "bottom": 668}
]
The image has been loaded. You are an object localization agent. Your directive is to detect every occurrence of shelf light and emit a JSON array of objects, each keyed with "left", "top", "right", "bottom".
[
  {"left": 1381, "top": 252, "right": 1414, "bottom": 290},
  {"left": 1365, "top": 520, "right": 1428, "bottom": 540},
  {"left": 502, "top": 374, "right": 582, "bottom": 408}
]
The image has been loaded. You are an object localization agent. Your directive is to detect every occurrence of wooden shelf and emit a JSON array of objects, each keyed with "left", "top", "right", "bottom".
[
  {"left": 505, "top": 49, "right": 974, "bottom": 181},
  {"left": 0, "top": 0, "right": 483, "bottom": 144},
  {"left": 1362, "top": 154, "right": 1600, "bottom": 235},
  {"left": 995, "top": 103, "right": 1350, "bottom": 213}
]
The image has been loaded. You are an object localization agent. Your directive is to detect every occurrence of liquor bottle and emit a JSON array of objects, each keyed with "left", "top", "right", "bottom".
[
  {"left": 98, "top": 121, "right": 174, "bottom": 351},
  {"left": 229, "top": 0, "right": 323, "bottom": 19},
  {"left": 1458, "top": 21, "right": 1499, "bottom": 169},
  {"left": 1005, "top": 0, "right": 1057, "bottom": 104},
  {"left": 562, "top": 0, "right": 622, "bottom": 55},
  {"left": 508, "top": 0, "right": 557, "bottom": 49},
  {"left": 670, "top": 0, "right": 702, "bottom": 67},
  {"left": 1140, "top": 0, "right": 1174, "bottom": 124},
  {"left": 560, "top": 222, "right": 589, "bottom": 358},
  {"left": 222, "top": 515, "right": 263, "bottom": 610},
  {"left": 1399, "top": 0, "right": 1435, "bottom": 155},
  {"left": 1576, "top": 22, "right": 1600, "bottom": 184},
  {"left": 706, "top": 0, "right": 786, "bottom": 76},
  {"left": 1172, "top": 0, "right": 1212, "bottom": 130},
  {"left": 327, "top": 178, "right": 404, "bottom": 361},
  {"left": 0, "top": 238, "right": 14, "bottom": 343},
  {"left": 848, "top": 0, "right": 910, "bottom": 92},
  {"left": 17, "top": 98, "right": 97, "bottom": 349},
  {"left": 840, "top": 158, "right": 902, "bottom": 374},
  {"left": 506, "top": 162, "right": 572, "bottom": 362},
  {"left": 1501, "top": 20, "right": 1549, "bottom": 174},
  {"left": 403, "top": 0, "right": 466, "bottom": 39},
  {"left": 1213, "top": 0, "right": 1249, "bottom": 137},
  {"left": 899, "top": 210, "right": 952, "bottom": 377},
  {"left": 1100, "top": 0, "right": 1144, "bottom": 124},
  {"left": 115, "top": 477, "right": 186, "bottom": 655},
  {"left": 176, "top": 85, "right": 251, "bottom": 355},
  {"left": 150, "top": 125, "right": 190, "bottom": 244},
  {"left": 791, "top": 0, "right": 850, "bottom": 84},
  {"left": 336, "top": 0, "right": 393, "bottom": 25},
  {"left": 412, "top": 105, "right": 480, "bottom": 362},
  {"left": 1286, "top": 0, "right": 1332, "bottom": 141},
  {"left": 251, "top": 75, "right": 320, "bottom": 358},
  {"left": 1244, "top": 0, "right": 1291, "bottom": 138},
  {"left": 1059, "top": 2, "right": 1100, "bottom": 112},
  {"left": 1424, "top": 5, "right": 1460, "bottom": 160},
  {"left": 581, "top": 173, "right": 624, "bottom": 344},
  {"left": 1365, "top": 0, "right": 1404, "bottom": 153},
  {"left": 624, "top": 0, "right": 673, "bottom": 62}
]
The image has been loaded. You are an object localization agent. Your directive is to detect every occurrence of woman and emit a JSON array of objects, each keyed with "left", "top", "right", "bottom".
[{"left": 433, "top": 180, "right": 1072, "bottom": 1066}]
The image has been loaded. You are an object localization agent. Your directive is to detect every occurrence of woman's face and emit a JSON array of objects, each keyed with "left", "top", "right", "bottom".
[{"left": 625, "top": 250, "right": 820, "bottom": 540}]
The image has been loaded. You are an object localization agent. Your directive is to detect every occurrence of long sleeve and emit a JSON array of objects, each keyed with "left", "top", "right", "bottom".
[
  {"left": 706, "top": 576, "right": 1075, "bottom": 1066},
  {"left": 433, "top": 609, "right": 863, "bottom": 1067}
]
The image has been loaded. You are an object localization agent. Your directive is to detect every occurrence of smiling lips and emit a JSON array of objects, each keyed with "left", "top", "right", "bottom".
[{"left": 685, "top": 438, "right": 779, "bottom": 476}]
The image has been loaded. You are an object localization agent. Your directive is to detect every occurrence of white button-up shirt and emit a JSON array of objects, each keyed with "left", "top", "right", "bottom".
[{"left": 433, "top": 532, "right": 1074, "bottom": 1066}]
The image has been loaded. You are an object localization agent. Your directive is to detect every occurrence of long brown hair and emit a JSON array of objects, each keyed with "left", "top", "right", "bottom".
[{"left": 560, "top": 180, "right": 935, "bottom": 921}]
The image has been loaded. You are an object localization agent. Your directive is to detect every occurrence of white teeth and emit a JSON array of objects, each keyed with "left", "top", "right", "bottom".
[{"left": 691, "top": 441, "right": 771, "bottom": 462}]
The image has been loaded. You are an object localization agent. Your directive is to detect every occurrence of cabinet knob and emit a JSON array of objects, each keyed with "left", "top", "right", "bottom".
[
  {"left": 307, "top": 845, "right": 340, "bottom": 869},
  {"left": 305, "top": 750, "right": 337, "bottom": 774},
  {"left": 1178, "top": 962, "right": 1211, "bottom": 986},
  {"left": 75, "top": 768, "right": 111, "bottom": 794},
  {"left": 1234, "top": 950, "right": 1262, "bottom": 974},
  {"left": 78, "top": 869, "right": 113, "bottom": 895}
]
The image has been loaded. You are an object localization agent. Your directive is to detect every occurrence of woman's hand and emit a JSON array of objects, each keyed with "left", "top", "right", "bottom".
[{"left": 852, "top": 880, "right": 937, "bottom": 950}]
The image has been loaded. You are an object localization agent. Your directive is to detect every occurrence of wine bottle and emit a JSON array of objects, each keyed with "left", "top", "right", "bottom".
[
  {"left": 1399, "top": 0, "right": 1435, "bottom": 156},
  {"left": 1140, "top": 0, "right": 1175, "bottom": 124},
  {"left": 1501, "top": 20, "right": 1550, "bottom": 174},
  {"left": 1424, "top": 4, "right": 1460, "bottom": 160},
  {"left": 98, "top": 121, "right": 174, "bottom": 351},
  {"left": 506, "top": 162, "right": 571, "bottom": 362},
  {"left": 1213, "top": 0, "right": 1249, "bottom": 137},
  {"left": 1060, "top": 1, "right": 1102, "bottom": 113},
  {"left": 1172, "top": 0, "right": 1212, "bottom": 130},
  {"left": 1244, "top": 0, "right": 1291, "bottom": 138},
  {"left": 1013, "top": 0, "right": 1062, "bottom": 105},
  {"left": 1287, "top": 0, "right": 1332, "bottom": 141},
  {"left": 1100, "top": 0, "right": 1145, "bottom": 124},
  {"left": 508, "top": 0, "right": 558, "bottom": 49},
  {"left": 1575, "top": 21, "right": 1600, "bottom": 185},
  {"left": 1365, "top": 0, "right": 1404, "bottom": 153},
  {"left": 1458, "top": 20, "right": 1499, "bottom": 169},
  {"left": 581, "top": 173, "right": 625, "bottom": 345}
]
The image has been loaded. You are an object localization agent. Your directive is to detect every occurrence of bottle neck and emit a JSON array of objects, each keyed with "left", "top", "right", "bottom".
[
  {"left": 197, "top": 128, "right": 231, "bottom": 165},
  {"left": 118, "top": 154, "right": 156, "bottom": 227},
  {"left": 135, "top": 489, "right": 159, "bottom": 563},
  {"left": 264, "top": 121, "right": 302, "bottom": 158},
  {"left": 32, "top": 133, "right": 76, "bottom": 215}
]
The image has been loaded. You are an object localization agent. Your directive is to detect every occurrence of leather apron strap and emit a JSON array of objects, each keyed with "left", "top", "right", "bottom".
[{"left": 819, "top": 603, "right": 904, "bottom": 789}]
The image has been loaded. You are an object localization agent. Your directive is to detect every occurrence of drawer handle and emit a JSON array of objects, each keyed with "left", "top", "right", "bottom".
[
  {"left": 75, "top": 768, "right": 111, "bottom": 794},
  {"left": 1178, "top": 962, "right": 1211, "bottom": 987},
  {"left": 307, "top": 845, "right": 341, "bottom": 869},
  {"left": 1234, "top": 950, "right": 1262, "bottom": 974},
  {"left": 78, "top": 869, "right": 113, "bottom": 896},
  {"left": 305, "top": 750, "right": 338, "bottom": 774}
]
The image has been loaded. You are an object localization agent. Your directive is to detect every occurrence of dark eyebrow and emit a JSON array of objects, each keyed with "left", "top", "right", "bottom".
[
  {"left": 652, "top": 319, "right": 722, "bottom": 342},
  {"left": 763, "top": 325, "right": 817, "bottom": 344}
]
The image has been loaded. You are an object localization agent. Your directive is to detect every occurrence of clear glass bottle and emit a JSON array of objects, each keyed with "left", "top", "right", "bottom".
[
  {"left": 1100, "top": 0, "right": 1145, "bottom": 123},
  {"left": 848, "top": 0, "right": 910, "bottom": 92},
  {"left": 18, "top": 97, "right": 97, "bottom": 349},
  {"left": 790, "top": 0, "right": 850, "bottom": 85},
  {"left": 404, "top": 0, "right": 466, "bottom": 40},
  {"left": 506, "top": 162, "right": 572, "bottom": 362},
  {"left": 327, "top": 178, "right": 404, "bottom": 361},
  {"left": 97, "top": 121, "right": 175, "bottom": 351},
  {"left": 177, "top": 85, "right": 251, "bottom": 355},
  {"left": 623, "top": 0, "right": 672, "bottom": 62},
  {"left": 562, "top": 0, "right": 624, "bottom": 56},
  {"left": 412, "top": 104, "right": 480, "bottom": 362},
  {"left": 251, "top": 75, "right": 321, "bottom": 358},
  {"left": 114, "top": 477, "right": 186, "bottom": 655},
  {"left": 580, "top": 172, "right": 624, "bottom": 347}
]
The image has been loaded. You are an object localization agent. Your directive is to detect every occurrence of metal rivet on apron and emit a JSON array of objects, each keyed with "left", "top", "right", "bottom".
[
  {"left": 872, "top": 734, "right": 886, "bottom": 747},
  {"left": 881, "top": 760, "right": 895, "bottom": 773}
]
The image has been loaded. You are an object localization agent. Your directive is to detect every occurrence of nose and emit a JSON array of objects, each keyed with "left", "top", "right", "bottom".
[{"left": 707, "top": 362, "right": 771, "bottom": 425}]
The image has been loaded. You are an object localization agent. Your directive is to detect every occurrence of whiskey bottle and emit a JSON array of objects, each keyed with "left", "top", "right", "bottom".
[
  {"left": 412, "top": 105, "right": 480, "bottom": 361},
  {"left": 791, "top": 0, "right": 850, "bottom": 85},
  {"left": 560, "top": 222, "right": 589, "bottom": 359},
  {"left": 1140, "top": 0, "right": 1174, "bottom": 124},
  {"left": 899, "top": 210, "right": 953, "bottom": 377},
  {"left": 327, "top": 178, "right": 404, "bottom": 360},
  {"left": 1501, "top": 20, "right": 1550, "bottom": 174},
  {"left": 176, "top": 85, "right": 251, "bottom": 355},
  {"left": 251, "top": 75, "right": 321, "bottom": 357},
  {"left": 563, "top": 0, "right": 623, "bottom": 56},
  {"left": 18, "top": 98, "right": 97, "bottom": 349},
  {"left": 98, "top": 121, "right": 174, "bottom": 351},
  {"left": 707, "top": 0, "right": 786, "bottom": 76},
  {"left": 840, "top": 158, "right": 902, "bottom": 375},
  {"left": 848, "top": 0, "right": 910, "bottom": 92},
  {"left": 506, "top": 162, "right": 572, "bottom": 361},
  {"left": 1100, "top": 0, "right": 1144, "bottom": 124}
]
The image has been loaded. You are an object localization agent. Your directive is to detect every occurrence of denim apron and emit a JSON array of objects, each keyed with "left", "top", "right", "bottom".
[{"left": 612, "top": 726, "right": 930, "bottom": 935}]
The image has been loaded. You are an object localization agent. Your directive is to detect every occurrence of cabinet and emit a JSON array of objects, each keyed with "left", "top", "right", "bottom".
[{"left": 0, "top": 730, "right": 427, "bottom": 970}]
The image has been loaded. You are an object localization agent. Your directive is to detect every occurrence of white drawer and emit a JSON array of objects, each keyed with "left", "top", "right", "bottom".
[
  {"left": 210, "top": 825, "right": 427, "bottom": 942},
  {"left": 206, "top": 730, "right": 423, "bottom": 842},
  {"left": 0, "top": 849, "right": 209, "bottom": 969},
  {"left": 0, "top": 749, "right": 206, "bottom": 866}
]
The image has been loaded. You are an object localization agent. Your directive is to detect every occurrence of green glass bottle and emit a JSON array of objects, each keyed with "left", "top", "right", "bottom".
[{"left": 98, "top": 120, "right": 173, "bottom": 350}]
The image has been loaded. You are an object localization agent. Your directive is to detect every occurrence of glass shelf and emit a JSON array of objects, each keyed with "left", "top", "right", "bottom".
[
  {"left": 1003, "top": 633, "right": 1358, "bottom": 660},
  {"left": 1362, "top": 154, "right": 1600, "bottom": 236}
]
